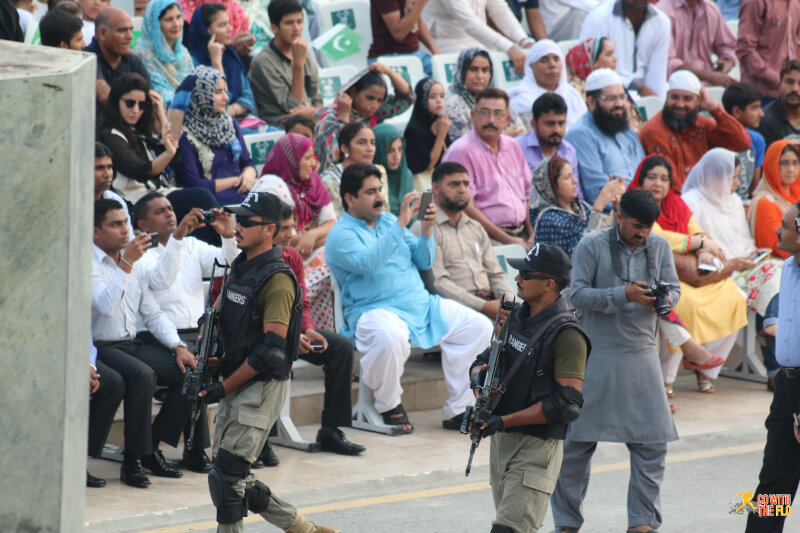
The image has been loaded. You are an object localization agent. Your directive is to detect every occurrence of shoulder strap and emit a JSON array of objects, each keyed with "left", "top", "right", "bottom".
[{"left": 489, "top": 311, "right": 574, "bottom": 412}]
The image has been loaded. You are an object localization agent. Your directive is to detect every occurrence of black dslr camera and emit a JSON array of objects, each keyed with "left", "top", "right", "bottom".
[
  {"left": 646, "top": 280, "right": 672, "bottom": 316},
  {"left": 202, "top": 210, "right": 216, "bottom": 224}
]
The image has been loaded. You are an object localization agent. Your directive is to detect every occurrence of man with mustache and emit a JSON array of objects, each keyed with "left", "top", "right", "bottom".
[
  {"left": 94, "top": 142, "right": 132, "bottom": 240},
  {"left": 758, "top": 60, "right": 800, "bottom": 147},
  {"left": 415, "top": 161, "right": 515, "bottom": 320},
  {"left": 516, "top": 93, "right": 584, "bottom": 204},
  {"left": 550, "top": 189, "right": 680, "bottom": 533},
  {"left": 565, "top": 68, "right": 644, "bottom": 206},
  {"left": 639, "top": 69, "right": 750, "bottom": 193},
  {"left": 325, "top": 163, "right": 493, "bottom": 433},
  {"left": 443, "top": 87, "right": 534, "bottom": 250}
]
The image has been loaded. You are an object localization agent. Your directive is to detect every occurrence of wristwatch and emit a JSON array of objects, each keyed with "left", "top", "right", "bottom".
[{"left": 173, "top": 341, "right": 188, "bottom": 352}]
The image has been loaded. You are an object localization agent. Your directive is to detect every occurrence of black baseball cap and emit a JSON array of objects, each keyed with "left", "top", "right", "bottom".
[
  {"left": 507, "top": 242, "right": 571, "bottom": 276},
  {"left": 224, "top": 192, "right": 282, "bottom": 219}
]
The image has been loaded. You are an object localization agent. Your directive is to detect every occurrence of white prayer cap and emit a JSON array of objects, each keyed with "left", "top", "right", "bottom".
[
  {"left": 250, "top": 174, "right": 295, "bottom": 208},
  {"left": 668, "top": 70, "right": 702, "bottom": 94},
  {"left": 585, "top": 68, "right": 622, "bottom": 92}
]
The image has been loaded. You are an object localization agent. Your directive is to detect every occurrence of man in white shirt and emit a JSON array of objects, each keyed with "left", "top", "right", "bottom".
[
  {"left": 92, "top": 198, "right": 201, "bottom": 487},
  {"left": 539, "top": 0, "right": 598, "bottom": 41},
  {"left": 579, "top": 0, "right": 670, "bottom": 99},
  {"left": 423, "top": 0, "right": 534, "bottom": 74},
  {"left": 94, "top": 142, "right": 132, "bottom": 240}
]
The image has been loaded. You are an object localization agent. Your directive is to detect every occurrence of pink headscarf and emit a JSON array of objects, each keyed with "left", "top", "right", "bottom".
[{"left": 261, "top": 133, "right": 331, "bottom": 231}]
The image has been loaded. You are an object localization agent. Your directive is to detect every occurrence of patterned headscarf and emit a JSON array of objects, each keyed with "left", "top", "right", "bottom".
[
  {"left": 566, "top": 37, "right": 604, "bottom": 81},
  {"left": 449, "top": 48, "right": 494, "bottom": 104},
  {"left": 180, "top": 66, "right": 238, "bottom": 147},
  {"left": 532, "top": 156, "right": 586, "bottom": 219},
  {"left": 261, "top": 133, "right": 331, "bottom": 231},
  {"left": 134, "top": 0, "right": 193, "bottom": 104}
]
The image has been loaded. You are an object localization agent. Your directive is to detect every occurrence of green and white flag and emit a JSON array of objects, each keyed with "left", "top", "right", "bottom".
[{"left": 312, "top": 23, "right": 363, "bottom": 61}]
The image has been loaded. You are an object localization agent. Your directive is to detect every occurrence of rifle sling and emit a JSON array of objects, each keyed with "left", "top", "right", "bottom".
[{"left": 488, "top": 311, "right": 574, "bottom": 412}]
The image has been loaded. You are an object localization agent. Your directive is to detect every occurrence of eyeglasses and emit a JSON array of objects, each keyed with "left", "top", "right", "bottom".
[
  {"left": 476, "top": 108, "right": 508, "bottom": 120},
  {"left": 237, "top": 216, "right": 273, "bottom": 228},
  {"left": 596, "top": 94, "right": 627, "bottom": 104},
  {"left": 520, "top": 272, "right": 552, "bottom": 281},
  {"left": 778, "top": 160, "right": 800, "bottom": 167},
  {"left": 122, "top": 98, "right": 149, "bottom": 110}
]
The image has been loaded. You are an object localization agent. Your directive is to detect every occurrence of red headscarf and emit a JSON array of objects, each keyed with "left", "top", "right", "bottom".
[
  {"left": 566, "top": 37, "right": 602, "bottom": 81},
  {"left": 261, "top": 133, "right": 331, "bottom": 231},
  {"left": 627, "top": 154, "right": 693, "bottom": 233}
]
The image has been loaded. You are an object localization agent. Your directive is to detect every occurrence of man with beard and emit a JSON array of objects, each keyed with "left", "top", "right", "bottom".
[
  {"left": 415, "top": 161, "right": 515, "bottom": 320},
  {"left": 758, "top": 60, "right": 800, "bottom": 147},
  {"left": 325, "top": 163, "right": 493, "bottom": 432},
  {"left": 565, "top": 68, "right": 645, "bottom": 206},
  {"left": 639, "top": 69, "right": 750, "bottom": 193},
  {"left": 516, "top": 93, "right": 583, "bottom": 205},
  {"left": 443, "top": 88, "right": 534, "bottom": 249}
]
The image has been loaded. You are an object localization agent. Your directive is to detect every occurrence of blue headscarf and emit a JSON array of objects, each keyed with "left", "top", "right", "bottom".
[
  {"left": 133, "top": 0, "right": 193, "bottom": 104},
  {"left": 185, "top": 7, "right": 244, "bottom": 104}
]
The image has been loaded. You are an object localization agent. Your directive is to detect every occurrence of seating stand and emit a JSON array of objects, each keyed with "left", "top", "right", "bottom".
[
  {"left": 351, "top": 374, "right": 404, "bottom": 436},
  {"left": 271, "top": 362, "right": 323, "bottom": 452},
  {"left": 720, "top": 311, "right": 769, "bottom": 383}
]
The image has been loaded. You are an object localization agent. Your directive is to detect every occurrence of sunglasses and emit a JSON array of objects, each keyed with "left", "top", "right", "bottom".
[
  {"left": 122, "top": 98, "right": 149, "bottom": 110},
  {"left": 519, "top": 272, "right": 552, "bottom": 281},
  {"left": 237, "top": 216, "right": 273, "bottom": 228}
]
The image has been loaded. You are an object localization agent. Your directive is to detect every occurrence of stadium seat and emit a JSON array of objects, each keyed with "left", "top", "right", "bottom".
[
  {"left": 313, "top": 0, "right": 372, "bottom": 69},
  {"left": 637, "top": 95, "right": 663, "bottom": 121},
  {"left": 726, "top": 19, "right": 738, "bottom": 39},
  {"left": 318, "top": 65, "right": 359, "bottom": 106},
  {"left": 557, "top": 39, "right": 579, "bottom": 58},
  {"left": 243, "top": 131, "right": 284, "bottom": 174},
  {"left": 493, "top": 243, "right": 527, "bottom": 290},
  {"left": 707, "top": 86, "right": 725, "bottom": 106},
  {"left": 431, "top": 53, "right": 460, "bottom": 86},
  {"left": 490, "top": 52, "right": 524, "bottom": 90}
]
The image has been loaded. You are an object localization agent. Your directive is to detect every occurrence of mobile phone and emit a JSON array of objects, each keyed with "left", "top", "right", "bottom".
[
  {"left": 714, "top": 63, "right": 724, "bottom": 72},
  {"left": 148, "top": 232, "right": 159, "bottom": 248},
  {"left": 698, "top": 263, "right": 717, "bottom": 272},
  {"left": 310, "top": 343, "right": 324, "bottom": 350},
  {"left": 749, "top": 250, "right": 769, "bottom": 263},
  {"left": 419, "top": 190, "right": 433, "bottom": 213}
]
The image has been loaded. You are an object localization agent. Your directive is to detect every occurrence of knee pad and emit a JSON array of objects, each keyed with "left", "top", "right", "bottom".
[
  {"left": 208, "top": 450, "right": 251, "bottom": 524},
  {"left": 246, "top": 479, "right": 271, "bottom": 514},
  {"left": 490, "top": 525, "right": 515, "bottom": 533}
]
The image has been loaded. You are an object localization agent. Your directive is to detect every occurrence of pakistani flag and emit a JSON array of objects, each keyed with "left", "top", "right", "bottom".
[{"left": 313, "top": 23, "right": 363, "bottom": 61}]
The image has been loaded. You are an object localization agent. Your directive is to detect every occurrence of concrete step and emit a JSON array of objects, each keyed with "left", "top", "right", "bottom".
[{"left": 104, "top": 351, "right": 449, "bottom": 447}]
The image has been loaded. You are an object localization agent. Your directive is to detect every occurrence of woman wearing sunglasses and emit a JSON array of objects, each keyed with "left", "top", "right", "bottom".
[{"left": 100, "top": 73, "right": 221, "bottom": 242}]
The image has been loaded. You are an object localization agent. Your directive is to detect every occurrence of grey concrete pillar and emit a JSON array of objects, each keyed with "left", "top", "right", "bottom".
[{"left": 0, "top": 42, "right": 96, "bottom": 532}]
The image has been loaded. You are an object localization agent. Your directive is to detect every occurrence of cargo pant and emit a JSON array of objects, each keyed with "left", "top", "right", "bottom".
[
  {"left": 490, "top": 432, "right": 563, "bottom": 532},
  {"left": 212, "top": 379, "right": 297, "bottom": 533}
]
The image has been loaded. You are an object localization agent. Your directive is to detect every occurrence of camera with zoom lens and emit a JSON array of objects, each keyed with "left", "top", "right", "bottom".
[
  {"left": 646, "top": 280, "right": 672, "bottom": 316},
  {"left": 202, "top": 210, "right": 216, "bottom": 224}
]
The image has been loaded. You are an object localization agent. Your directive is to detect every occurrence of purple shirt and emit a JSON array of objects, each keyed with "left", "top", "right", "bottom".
[
  {"left": 515, "top": 131, "right": 583, "bottom": 204},
  {"left": 176, "top": 121, "right": 254, "bottom": 206},
  {"left": 443, "top": 129, "right": 532, "bottom": 228},
  {"left": 659, "top": 0, "right": 737, "bottom": 76}
]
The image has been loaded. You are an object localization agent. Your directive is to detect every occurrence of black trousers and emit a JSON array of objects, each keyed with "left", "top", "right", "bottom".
[
  {"left": 297, "top": 330, "right": 354, "bottom": 429},
  {"left": 88, "top": 359, "right": 126, "bottom": 457},
  {"left": 746, "top": 370, "right": 800, "bottom": 532},
  {"left": 93, "top": 344, "right": 156, "bottom": 456}
]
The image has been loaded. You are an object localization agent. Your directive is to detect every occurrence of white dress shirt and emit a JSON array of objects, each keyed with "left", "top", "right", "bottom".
[
  {"left": 580, "top": 0, "right": 671, "bottom": 99},
  {"left": 138, "top": 235, "right": 239, "bottom": 330},
  {"left": 91, "top": 244, "right": 181, "bottom": 348},
  {"left": 423, "top": 0, "right": 529, "bottom": 53}
]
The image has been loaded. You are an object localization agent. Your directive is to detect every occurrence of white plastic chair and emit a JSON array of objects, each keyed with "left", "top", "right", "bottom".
[
  {"left": 313, "top": 0, "right": 372, "bottom": 69},
  {"left": 493, "top": 244, "right": 528, "bottom": 289},
  {"left": 707, "top": 86, "right": 725, "bottom": 106},
  {"left": 637, "top": 95, "right": 664, "bottom": 122},
  {"left": 490, "top": 52, "right": 524, "bottom": 90},
  {"left": 243, "top": 131, "right": 284, "bottom": 175},
  {"left": 727, "top": 19, "right": 739, "bottom": 39},
  {"left": 318, "top": 65, "right": 359, "bottom": 106},
  {"left": 557, "top": 39, "right": 579, "bottom": 58},
  {"left": 431, "top": 53, "right": 460, "bottom": 86},
  {"left": 375, "top": 54, "right": 426, "bottom": 90}
]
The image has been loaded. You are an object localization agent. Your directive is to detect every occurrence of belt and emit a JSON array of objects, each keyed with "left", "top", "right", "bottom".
[{"left": 782, "top": 367, "right": 800, "bottom": 379}]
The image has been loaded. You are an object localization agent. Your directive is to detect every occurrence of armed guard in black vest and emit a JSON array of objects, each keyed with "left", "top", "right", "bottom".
[
  {"left": 197, "top": 192, "right": 339, "bottom": 533},
  {"left": 467, "top": 242, "right": 590, "bottom": 533}
]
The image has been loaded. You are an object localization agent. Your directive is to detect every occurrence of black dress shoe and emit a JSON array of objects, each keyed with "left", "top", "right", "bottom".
[
  {"left": 181, "top": 448, "right": 212, "bottom": 473},
  {"left": 87, "top": 471, "right": 106, "bottom": 488},
  {"left": 442, "top": 413, "right": 465, "bottom": 431},
  {"left": 316, "top": 428, "right": 366, "bottom": 456},
  {"left": 120, "top": 459, "right": 151, "bottom": 488},
  {"left": 252, "top": 442, "right": 280, "bottom": 468},
  {"left": 142, "top": 449, "right": 183, "bottom": 478}
]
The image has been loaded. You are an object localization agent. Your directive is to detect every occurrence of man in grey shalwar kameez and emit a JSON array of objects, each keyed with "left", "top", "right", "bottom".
[{"left": 550, "top": 189, "right": 680, "bottom": 533}]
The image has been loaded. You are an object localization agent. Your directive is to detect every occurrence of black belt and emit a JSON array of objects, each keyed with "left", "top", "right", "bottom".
[
  {"left": 782, "top": 367, "right": 800, "bottom": 379},
  {"left": 178, "top": 328, "right": 199, "bottom": 334}
]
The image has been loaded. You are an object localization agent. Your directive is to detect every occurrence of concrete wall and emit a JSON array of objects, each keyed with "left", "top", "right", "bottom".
[{"left": 0, "top": 41, "right": 96, "bottom": 532}]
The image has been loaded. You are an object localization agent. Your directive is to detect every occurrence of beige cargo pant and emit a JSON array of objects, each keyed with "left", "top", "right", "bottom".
[
  {"left": 490, "top": 432, "right": 563, "bottom": 532},
  {"left": 212, "top": 379, "right": 296, "bottom": 533}
]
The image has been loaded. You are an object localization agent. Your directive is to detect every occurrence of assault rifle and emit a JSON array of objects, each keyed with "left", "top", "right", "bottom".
[
  {"left": 182, "top": 260, "right": 230, "bottom": 450},
  {"left": 460, "top": 295, "right": 516, "bottom": 476}
]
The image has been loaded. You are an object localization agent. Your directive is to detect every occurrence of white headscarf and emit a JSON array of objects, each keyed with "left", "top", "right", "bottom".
[
  {"left": 682, "top": 148, "right": 756, "bottom": 258},
  {"left": 507, "top": 40, "right": 587, "bottom": 129}
]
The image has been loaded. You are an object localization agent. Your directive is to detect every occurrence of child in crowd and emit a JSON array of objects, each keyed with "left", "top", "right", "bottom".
[
  {"left": 284, "top": 114, "right": 315, "bottom": 140},
  {"left": 39, "top": 7, "right": 85, "bottom": 49},
  {"left": 722, "top": 82, "right": 766, "bottom": 200}
]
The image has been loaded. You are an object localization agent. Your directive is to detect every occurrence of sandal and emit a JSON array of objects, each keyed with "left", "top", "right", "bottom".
[
  {"left": 381, "top": 404, "right": 414, "bottom": 434},
  {"left": 665, "top": 384, "right": 675, "bottom": 399},
  {"left": 696, "top": 373, "right": 716, "bottom": 394},
  {"left": 682, "top": 355, "right": 726, "bottom": 371}
]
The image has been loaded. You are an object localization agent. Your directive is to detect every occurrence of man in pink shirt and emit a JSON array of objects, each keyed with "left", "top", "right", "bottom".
[
  {"left": 659, "top": 0, "right": 737, "bottom": 87},
  {"left": 736, "top": 0, "right": 800, "bottom": 100},
  {"left": 443, "top": 87, "right": 533, "bottom": 249}
]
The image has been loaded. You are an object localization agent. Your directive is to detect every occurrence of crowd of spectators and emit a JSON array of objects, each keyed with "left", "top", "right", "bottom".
[{"left": 4, "top": 0, "right": 799, "bottom": 513}]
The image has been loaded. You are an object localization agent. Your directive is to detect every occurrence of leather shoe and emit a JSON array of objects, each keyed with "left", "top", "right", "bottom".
[
  {"left": 120, "top": 459, "right": 151, "bottom": 488},
  {"left": 181, "top": 448, "right": 212, "bottom": 473},
  {"left": 316, "top": 428, "right": 365, "bottom": 456},
  {"left": 442, "top": 413, "right": 465, "bottom": 431},
  {"left": 252, "top": 442, "right": 280, "bottom": 468},
  {"left": 86, "top": 471, "right": 106, "bottom": 488},
  {"left": 142, "top": 449, "right": 183, "bottom": 478}
]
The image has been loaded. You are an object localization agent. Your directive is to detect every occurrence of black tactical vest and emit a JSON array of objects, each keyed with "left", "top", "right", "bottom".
[
  {"left": 493, "top": 296, "right": 591, "bottom": 440},
  {"left": 217, "top": 245, "right": 302, "bottom": 381}
]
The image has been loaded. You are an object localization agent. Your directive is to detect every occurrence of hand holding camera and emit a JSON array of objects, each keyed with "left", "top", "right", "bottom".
[{"left": 121, "top": 233, "right": 153, "bottom": 266}]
